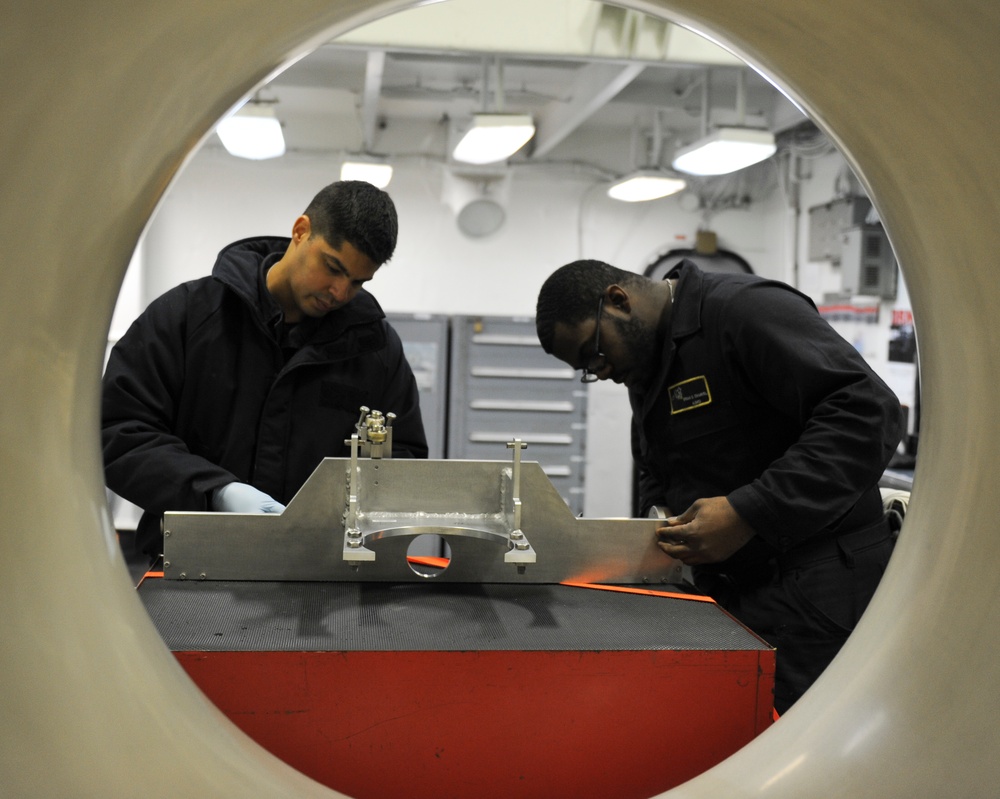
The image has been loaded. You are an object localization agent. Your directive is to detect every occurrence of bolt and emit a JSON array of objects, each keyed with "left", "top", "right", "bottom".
[{"left": 515, "top": 540, "right": 530, "bottom": 551}]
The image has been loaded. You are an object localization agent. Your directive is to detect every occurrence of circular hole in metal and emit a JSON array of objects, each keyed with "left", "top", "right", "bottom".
[{"left": 406, "top": 534, "right": 453, "bottom": 578}]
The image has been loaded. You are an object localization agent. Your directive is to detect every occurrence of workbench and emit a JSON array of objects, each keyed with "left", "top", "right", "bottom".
[{"left": 140, "top": 576, "right": 774, "bottom": 798}]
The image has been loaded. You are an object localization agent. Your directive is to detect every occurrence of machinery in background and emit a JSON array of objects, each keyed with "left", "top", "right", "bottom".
[
  {"left": 809, "top": 195, "right": 898, "bottom": 299},
  {"left": 389, "top": 313, "right": 588, "bottom": 517}
]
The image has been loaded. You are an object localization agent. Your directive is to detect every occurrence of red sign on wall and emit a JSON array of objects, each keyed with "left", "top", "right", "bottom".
[{"left": 892, "top": 309, "right": 914, "bottom": 327}]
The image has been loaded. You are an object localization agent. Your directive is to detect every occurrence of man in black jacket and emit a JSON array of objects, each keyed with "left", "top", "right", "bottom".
[
  {"left": 103, "top": 181, "right": 427, "bottom": 560},
  {"left": 536, "top": 258, "right": 902, "bottom": 713}
]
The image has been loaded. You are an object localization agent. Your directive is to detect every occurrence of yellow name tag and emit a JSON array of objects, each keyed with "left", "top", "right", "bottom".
[{"left": 668, "top": 376, "right": 712, "bottom": 414}]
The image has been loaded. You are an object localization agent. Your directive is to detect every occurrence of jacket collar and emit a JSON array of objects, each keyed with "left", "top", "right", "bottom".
[
  {"left": 630, "top": 259, "right": 705, "bottom": 415},
  {"left": 213, "top": 236, "right": 288, "bottom": 308},
  {"left": 665, "top": 259, "right": 705, "bottom": 341}
]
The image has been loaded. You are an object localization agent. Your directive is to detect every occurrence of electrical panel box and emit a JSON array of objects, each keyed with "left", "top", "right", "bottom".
[
  {"left": 840, "top": 226, "right": 898, "bottom": 299},
  {"left": 447, "top": 315, "right": 587, "bottom": 516},
  {"left": 808, "top": 196, "right": 872, "bottom": 262}
]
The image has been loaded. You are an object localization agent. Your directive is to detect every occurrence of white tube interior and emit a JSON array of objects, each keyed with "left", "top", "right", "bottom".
[{"left": 2, "top": 1, "right": 998, "bottom": 796}]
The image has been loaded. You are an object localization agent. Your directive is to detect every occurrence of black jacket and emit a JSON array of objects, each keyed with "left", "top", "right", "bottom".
[
  {"left": 631, "top": 260, "right": 903, "bottom": 565},
  {"left": 102, "top": 236, "right": 427, "bottom": 555}
]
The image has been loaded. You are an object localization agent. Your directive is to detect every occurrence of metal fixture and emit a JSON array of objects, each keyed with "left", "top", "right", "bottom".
[{"left": 163, "top": 410, "right": 679, "bottom": 584}]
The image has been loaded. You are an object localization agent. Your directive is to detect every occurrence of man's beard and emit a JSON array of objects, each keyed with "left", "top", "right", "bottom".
[{"left": 612, "top": 314, "right": 658, "bottom": 389}]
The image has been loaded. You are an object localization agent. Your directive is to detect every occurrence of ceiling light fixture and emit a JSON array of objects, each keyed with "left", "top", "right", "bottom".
[
  {"left": 216, "top": 101, "right": 286, "bottom": 160},
  {"left": 608, "top": 111, "right": 686, "bottom": 202},
  {"left": 607, "top": 170, "right": 687, "bottom": 202},
  {"left": 452, "top": 113, "right": 536, "bottom": 165},
  {"left": 671, "top": 68, "right": 777, "bottom": 176},
  {"left": 671, "top": 127, "right": 776, "bottom": 176},
  {"left": 340, "top": 158, "right": 393, "bottom": 188}
]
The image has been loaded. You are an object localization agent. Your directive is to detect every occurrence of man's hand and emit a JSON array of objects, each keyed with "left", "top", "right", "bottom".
[
  {"left": 210, "top": 482, "right": 286, "bottom": 514},
  {"left": 656, "top": 496, "right": 755, "bottom": 565}
]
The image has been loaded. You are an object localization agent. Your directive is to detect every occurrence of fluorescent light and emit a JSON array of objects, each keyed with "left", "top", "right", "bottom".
[
  {"left": 340, "top": 160, "right": 393, "bottom": 188},
  {"left": 216, "top": 103, "right": 286, "bottom": 160},
  {"left": 452, "top": 113, "right": 535, "bottom": 165},
  {"left": 672, "top": 127, "right": 776, "bottom": 176},
  {"left": 607, "top": 170, "right": 687, "bottom": 202}
]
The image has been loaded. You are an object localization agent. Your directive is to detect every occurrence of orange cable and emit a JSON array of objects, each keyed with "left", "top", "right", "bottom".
[{"left": 560, "top": 580, "right": 716, "bottom": 603}]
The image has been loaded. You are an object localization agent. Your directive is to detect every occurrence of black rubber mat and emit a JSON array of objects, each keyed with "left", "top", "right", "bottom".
[{"left": 139, "top": 580, "right": 769, "bottom": 653}]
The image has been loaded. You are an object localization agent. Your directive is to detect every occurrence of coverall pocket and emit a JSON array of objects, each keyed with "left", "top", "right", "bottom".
[
  {"left": 784, "top": 559, "right": 856, "bottom": 635},
  {"left": 668, "top": 401, "right": 742, "bottom": 445}
]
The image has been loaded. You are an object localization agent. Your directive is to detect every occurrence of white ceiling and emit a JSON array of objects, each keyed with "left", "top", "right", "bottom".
[{"left": 210, "top": 1, "right": 816, "bottom": 195}]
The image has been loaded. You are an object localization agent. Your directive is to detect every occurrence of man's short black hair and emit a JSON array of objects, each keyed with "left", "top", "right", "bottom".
[
  {"left": 304, "top": 180, "right": 398, "bottom": 266},
  {"left": 535, "top": 259, "right": 641, "bottom": 352}
]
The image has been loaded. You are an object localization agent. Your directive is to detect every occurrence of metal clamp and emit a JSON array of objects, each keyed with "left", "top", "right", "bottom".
[
  {"left": 345, "top": 406, "right": 395, "bottom": 460},
  {"left": 504, "top": 439, "right": 535, "bottom": 573},
  {"left": 342, "top": 408, "right": 380, "bottom": 568}
]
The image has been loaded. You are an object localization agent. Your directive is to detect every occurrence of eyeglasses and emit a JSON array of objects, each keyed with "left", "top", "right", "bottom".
[{"left": 580, "top": 295, "right": 606, "bottom": 383}]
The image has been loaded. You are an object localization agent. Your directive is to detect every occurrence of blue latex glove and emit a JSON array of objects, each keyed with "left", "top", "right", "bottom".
[{"left": 210, "top": 482, "right": 286, "bottom": 514}]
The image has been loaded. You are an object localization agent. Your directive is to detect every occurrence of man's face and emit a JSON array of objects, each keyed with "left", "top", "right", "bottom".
[
  {"left": 550, "top": 304, "right": 659, "bottom": 390},
  {"left": 281, "top": 219, "right": 379, "bottom": 322}
]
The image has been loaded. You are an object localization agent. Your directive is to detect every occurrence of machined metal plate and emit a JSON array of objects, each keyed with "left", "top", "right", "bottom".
[{"left": 163, "top": 457, "right": 681, "bottom": 584}]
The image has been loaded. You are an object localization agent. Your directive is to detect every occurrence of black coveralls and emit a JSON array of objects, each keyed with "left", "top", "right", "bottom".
[
  {"left": 631, "top": 261, "right": 903, "bottom": 713},
  {"left": 102, "top": 236, "right": 427, "bottom": 557}
]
